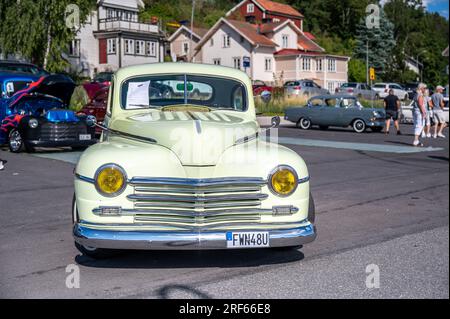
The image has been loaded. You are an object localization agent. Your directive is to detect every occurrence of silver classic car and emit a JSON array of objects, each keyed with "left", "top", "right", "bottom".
[{"left": 285, "top": 95, "right": 385, "bottom": 133}]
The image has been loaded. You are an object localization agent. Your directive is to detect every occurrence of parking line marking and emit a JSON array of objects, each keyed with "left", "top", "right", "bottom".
[
  {"left": 33, "top": 152, "right": 82, "bottom": 164},
  {"left": 275, "top": 137, "right": 444, "bottom": 154}
]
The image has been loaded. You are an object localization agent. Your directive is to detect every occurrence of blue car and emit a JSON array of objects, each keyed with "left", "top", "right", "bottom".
[{"left": 0, "top": 72, "right": 96, "bottom": 152}]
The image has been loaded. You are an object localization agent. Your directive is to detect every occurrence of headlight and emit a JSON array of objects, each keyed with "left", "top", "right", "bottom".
[
  {"left": 94, "top": 164, "right": 127, "bottom": 197},
  {"left": 28, "top": 118, "right": 39, "bottom": 129},
  {"left": 268, "top": 165, "right": 298, "bottom": 197}
]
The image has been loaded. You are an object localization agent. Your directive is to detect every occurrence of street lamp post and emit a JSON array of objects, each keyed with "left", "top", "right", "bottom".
[
  {"left": 416, "top": 50, "right": 427, "bottom": 83},
  {"left": 189, "top": 0, "right": 197, "bottom": 62}
]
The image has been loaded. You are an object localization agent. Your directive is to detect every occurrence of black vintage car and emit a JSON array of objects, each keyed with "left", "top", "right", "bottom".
[{"left": 0, "top": 73, "right": 96, "bottom": 152}]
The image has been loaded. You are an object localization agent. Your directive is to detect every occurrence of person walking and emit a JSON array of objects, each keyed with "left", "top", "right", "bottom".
[
  {"left": 422, "top": 89, "right": 433, "bottom": 138},
  {"left": 431, "top": 85, "right": 447, "bottom": 138},
  {"left": 412, "top": 83, "right": 427, "bottom": 146},
  {"left": 383, "top": 89, "right": 401, "bottom": 135}
]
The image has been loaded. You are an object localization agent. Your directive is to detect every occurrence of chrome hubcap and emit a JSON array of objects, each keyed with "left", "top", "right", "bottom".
[
  {"left": 9, "top": 131, "right": 22, "bottom": 151},
  {"left": 355, "top": 121, "right": 364, "bottom": 131}
]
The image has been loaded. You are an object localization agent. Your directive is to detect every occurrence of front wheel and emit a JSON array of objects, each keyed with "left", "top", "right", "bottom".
[
  {"left": 297, "top": 117, "right": 312, "bottom": 130},
  {"left": 8, "top": 129, "right": 25, "bottom": 153},
  {"left": 352, "top": 119, "right": 366, "bottom": 133}
]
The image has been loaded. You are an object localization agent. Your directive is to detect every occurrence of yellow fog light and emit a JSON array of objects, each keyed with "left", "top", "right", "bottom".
[
  {"left": 268, "top": 165, "right": 298, "bottom": 197},
  {"left": 94, "top": 164, "right": 127, "bottom": 197}
]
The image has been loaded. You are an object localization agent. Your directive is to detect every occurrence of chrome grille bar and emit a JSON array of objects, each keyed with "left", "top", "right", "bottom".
[
  {"left": 129, "top": 177, "right": 267, "bottom": 187},
  {"left": 127, "top": 193, "right": 268, "bottom": 202}
]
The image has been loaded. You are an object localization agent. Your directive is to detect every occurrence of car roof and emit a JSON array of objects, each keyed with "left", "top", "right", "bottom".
[{"left": 0, "top": 60, "right": 39, "bottom": 66}]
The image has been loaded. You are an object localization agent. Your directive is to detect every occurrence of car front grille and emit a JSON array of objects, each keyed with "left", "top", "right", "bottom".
[
  {"left": 40, "top": 122, "right": 88, "bottom": 141},
  {"left": 127, "top": 177, "right": 270, "bottom": 230}
]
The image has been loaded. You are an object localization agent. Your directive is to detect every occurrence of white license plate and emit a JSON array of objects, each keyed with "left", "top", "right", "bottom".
[
  {"left": 79, "top": 134, "right": 91, "bottom": 141},
  {"left": 226, "top": 231, "right": 269, "bottom": 248}
]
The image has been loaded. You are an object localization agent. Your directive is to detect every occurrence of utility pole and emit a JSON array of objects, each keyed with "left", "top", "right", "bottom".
[
  {"left": 366, "top": 41, "right": 369, "bottom": 85},
  {"left": 189, "top": 0, "right": 196, "bottom": 62}
]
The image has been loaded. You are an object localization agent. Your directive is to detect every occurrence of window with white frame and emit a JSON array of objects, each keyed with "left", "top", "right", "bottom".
[
  {"left": 136, "top": 40, "right": 145, "bottom": 55},
  {"left": 273, "top": 18, "right": 280, "bottom": 23},
  {"left": 247, "top": 3, "right": 255, "bottom": 13},
  {"left": 233, "top": 57, "right": 241, "bottom": 69},
  {"left": 107, "top": 38, "right": 116, "bottom": 54},
  {"left": 327, "top": 82, "right": 335, "bottom": 92},
  {"left": 328, "top": 58, "right": 336, "bottom": 72},
  {"left": 213, "top": 58, "right": 221, "bottom": 65},
  {"left": 282, "top": 34, "right": 289, "bottom": 48},
  {"left": 125, "top": 39, "right": 134, "bottom": 54},
  {"left": 302, "top": 57, "right": 311, "bottom": 71},
  {"left": 265, "top": 58, "right": 272, "bottom": 72},
  {"left": 316, "top": 58, "right": 323, "bottom": 72},
  {"left": 68, "top": 39, "right": 80, "bottom": 57},
  {"left": 210, "top": 38, "right": 214, "bottom": 46},
  {"left": 223, "top": 34, "right": 231, "bottom": 48},
  {"left": 182, "top": 41, "right": 189, "bottom": 55},
  {"left": 146, "top": 41, "right": 156, "bottom": 56}
]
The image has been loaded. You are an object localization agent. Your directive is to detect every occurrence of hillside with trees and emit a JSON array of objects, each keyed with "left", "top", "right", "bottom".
[{"left": 1, "top": 0, "right": 448, "bottom": 86}]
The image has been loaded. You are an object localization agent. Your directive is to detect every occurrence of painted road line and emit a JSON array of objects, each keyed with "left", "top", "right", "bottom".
[{"left": 274, "top": 137, "right": 444, "bottom": 154}]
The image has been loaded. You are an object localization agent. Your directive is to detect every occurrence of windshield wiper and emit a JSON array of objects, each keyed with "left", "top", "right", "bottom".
[{"left": 127, "top": 104, "right": 158, "bottom": 108}]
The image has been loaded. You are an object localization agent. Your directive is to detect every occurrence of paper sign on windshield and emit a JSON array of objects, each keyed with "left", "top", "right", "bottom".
[{"left": 126, "top": 81, "right": 150, "bottom": 109}]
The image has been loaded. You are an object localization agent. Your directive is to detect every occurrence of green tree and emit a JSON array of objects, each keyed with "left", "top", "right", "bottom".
[
  {"left": 0, "top": 0, "right": 95, "bottom": 72},
  {"left": 354, "top": 9, "right": 396, "bottom": 78},
  {"left": 348, "top": 59, "right": 366, "bottom": 82}
]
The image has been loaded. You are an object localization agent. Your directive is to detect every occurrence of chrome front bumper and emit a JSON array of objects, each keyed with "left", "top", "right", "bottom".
[{"left": 73, "top": 222, "right": 316, "bottom": 250}]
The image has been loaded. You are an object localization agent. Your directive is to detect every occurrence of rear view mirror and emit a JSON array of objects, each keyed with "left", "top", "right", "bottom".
[
  {"left": 271, "top": 116, "right": 280, "bottom": 128},
  {"left": 86, "top": 115, "right": 97, "bottom": 127}
]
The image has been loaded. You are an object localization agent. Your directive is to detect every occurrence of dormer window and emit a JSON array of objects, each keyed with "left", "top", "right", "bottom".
[
  {"left": 282, "top": 35, "right": 289, "bottom": 48},
  {"left": 247, "top": 3, "right": 255, "bottom": 13}
]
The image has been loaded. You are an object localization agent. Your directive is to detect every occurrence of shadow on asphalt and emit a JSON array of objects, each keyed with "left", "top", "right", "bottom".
[
  {"left": 157, "top": 284, "right": 213, "bottom": 299},
  {"left": 428, "top": 155, "right": 449, "bottom": 162},
  {"left": 74, "top": 248, "right": 305, "bottom": 269}
]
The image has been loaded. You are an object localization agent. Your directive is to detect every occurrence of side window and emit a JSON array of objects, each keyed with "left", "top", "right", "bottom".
[
  {"left": 309, "top": 98, "right": 323, "bottom": 106},
  {"left": 232, "top": 85, "right": 244, "bottom": 110},
  {"left": 324, "top": 98, "right": 337, "bottom": 107}
]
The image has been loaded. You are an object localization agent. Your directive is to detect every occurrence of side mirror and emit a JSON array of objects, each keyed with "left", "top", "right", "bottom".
[
  {"left": 86, "top": 115, "right": 97, "bottom": 127},
  {"left": 260, "top": 90, "right": 272, "bottom": 104},
  {"left": 271, "top": 116, "right": 280, "bottom": 128}
]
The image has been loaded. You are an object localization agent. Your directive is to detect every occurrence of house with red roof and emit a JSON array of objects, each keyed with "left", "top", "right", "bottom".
[{"left": 194, "top": 1, "right": 349, "bottom": 92}]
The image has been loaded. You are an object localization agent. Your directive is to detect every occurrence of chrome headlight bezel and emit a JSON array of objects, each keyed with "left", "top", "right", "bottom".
[
  {"left": 94, "top": 163, "right": 127, "bottom": 197},
  {"left": 28, "top": 118, "right": 39, "bottom": 129},
  {"left": 267, "top": 165, "right": 299, "bottom": 197}
]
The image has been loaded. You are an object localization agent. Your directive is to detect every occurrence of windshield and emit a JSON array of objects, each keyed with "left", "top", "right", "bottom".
[
  {"left": 3, "top": 80, "right": 33, "bottom": 97},
  {"left": 121, "top": 75, "right": 247, "bottom": 111},
  {"left": 341, "top": 83, "right": 357, "bottom": 88}
]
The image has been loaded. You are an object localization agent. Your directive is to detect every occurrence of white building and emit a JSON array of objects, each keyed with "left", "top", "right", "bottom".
[
  {"left": 194, "top": 16, "right": 349, "bottom": 90},
  {"left": 67, "top": 0, "right": 166, "bottom": 78}
]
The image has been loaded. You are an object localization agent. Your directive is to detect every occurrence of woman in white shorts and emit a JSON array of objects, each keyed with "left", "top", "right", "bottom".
[
  {"left": 422, "top": 89, "right": 433, "bottom": 138},
  {"left": 412, "top": 83, "right": 427, "bottom": 146}
]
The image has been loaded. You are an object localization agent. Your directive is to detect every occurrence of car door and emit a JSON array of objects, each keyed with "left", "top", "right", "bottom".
[
  {"left": 306, "top": 97, "right": 325, "bottom": 124},
  {"left": 317, "top": 97, "right": 339, "bottom": 126}
]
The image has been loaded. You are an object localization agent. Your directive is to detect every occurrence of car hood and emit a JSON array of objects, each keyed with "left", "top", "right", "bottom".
[
  {"left": 13, "top": 74, "right": 76, "bottom": 106},
  {"left": 108, "top": 110, "right": 259, "bottom": 166}
]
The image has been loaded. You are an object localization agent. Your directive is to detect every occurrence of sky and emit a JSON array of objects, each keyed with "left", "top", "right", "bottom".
[
  {"left": 425, "top": 0, "right": 449, "bottom": 19},
  {"left": 380, "top": 0, "right": 449, "bottom": 19}
]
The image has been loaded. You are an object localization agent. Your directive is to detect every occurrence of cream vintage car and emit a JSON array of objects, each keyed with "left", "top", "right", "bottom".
[{"left": 73, "top": 63, "right": 316, "bottom": 258}]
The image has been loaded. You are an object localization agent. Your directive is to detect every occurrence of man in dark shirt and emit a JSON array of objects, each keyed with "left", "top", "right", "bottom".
[{"left": 384, "top": 89, "right": 401, "bottom": 135}]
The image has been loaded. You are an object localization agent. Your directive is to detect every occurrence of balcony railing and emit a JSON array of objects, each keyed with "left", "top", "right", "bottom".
[{"left": 98, "top": 18, "right": 160, "bottom": 34}]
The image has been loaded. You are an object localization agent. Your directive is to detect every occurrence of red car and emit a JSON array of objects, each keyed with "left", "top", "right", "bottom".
[
  {"left": 252, "top": 80, "right": 273, "bottom": 96},
  {"left": 79, "top": 87, "right": 108, "bottom": 134}
]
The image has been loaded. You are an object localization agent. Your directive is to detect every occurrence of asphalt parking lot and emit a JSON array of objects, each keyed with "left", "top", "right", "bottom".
[{"left": 0, "top": 122, "right": 448, "bottom": 299}]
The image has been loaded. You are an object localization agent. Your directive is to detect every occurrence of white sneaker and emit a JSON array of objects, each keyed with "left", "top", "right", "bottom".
[
  {"left": 426, "top": 133, "right": 432, "bottom": 138},
  {"left": 421, "top": 132, "right": 426, "bottom": 138},
  {"left": 438, "top": 133, "right": 446, "bottom": 138},
  {"left": 433, "top": 134, "right": 437, "bottom": 139}
]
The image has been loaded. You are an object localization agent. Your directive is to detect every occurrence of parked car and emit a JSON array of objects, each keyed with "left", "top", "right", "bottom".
[
  {"left": 93, "top": 71, "right": 113, "bottom": 85},
  {"left": 400, "top": 100, "right": 449, "bottom": 124},
  {"left": 372, "top": 82, "right": 409, "bottom": 100},
  {"left": 403, "top": 82, "right": 420, "bottom": 100},
  {"left": 252, "top": 80, "right": 272, "bottom": 96},
  {"left": 79, "top": 86, "right": 109, "bottom": 134},
  {"left": 285, "top": 95, "right": 385, "bottom": 133},
  {"left": 72, "top": 63, "right": 316, "bottom": 258},
  {"left": 337, "top": 82, "right": 379, "bottom": 100},
  {"left": 284, "top": 80, "right": 329, "bottom": 98},
  {"left": 0, "top": 73, "right": 96, "bottom": 152},
  {"left": 0, "top": 60, "right": 49, "bottom": 77}
]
